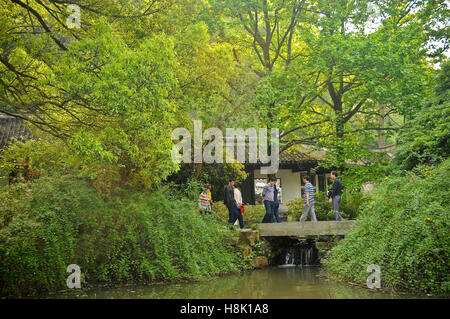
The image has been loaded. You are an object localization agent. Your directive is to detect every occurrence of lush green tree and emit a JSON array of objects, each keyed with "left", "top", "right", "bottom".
[
  {"left": 1, "top": 1, "right": 185, "bottom": 191},
  {"left": 1, "top": 1, "right": 256, "bottom": 189},
  {"left": 272, "top": 0, "right": 435, "bottom": 162},
  {"left": 1, "top": 0, "right": 448, "bottom": 191},
  {"left": 393, "top": 62, "right": 450, "bottom": 170},
  {"left": 216, "top": 0, "right": 447, "bottom": 189},
  {"left": 2, "top": 20, "right": 180, "bottom": 191}
]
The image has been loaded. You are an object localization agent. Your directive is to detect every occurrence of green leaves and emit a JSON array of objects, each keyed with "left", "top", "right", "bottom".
[
  {"left": 38, "top": 22, "right": 180, "bottom": 191},
  {"left": 325, "top": 159, "right": 450, "bottom": 293},
  {"left": 393, "top": 63, "right": 450, "bottom": 170},
  {"left": 0, "top": 176, "right": 246, "bottom": 297}
]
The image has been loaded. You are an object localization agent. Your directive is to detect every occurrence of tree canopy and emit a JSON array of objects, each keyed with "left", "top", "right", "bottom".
[{"left": 1, "top": 0, "right": 448, "bottom": 190}]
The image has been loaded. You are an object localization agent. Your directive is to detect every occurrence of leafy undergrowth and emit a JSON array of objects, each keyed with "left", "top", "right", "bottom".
[
  {"left": 0, "top": 176, "right": 246, "bottom": 297},
  {"left": 325, "top": 160, "right": 450, "bottom": 293}
]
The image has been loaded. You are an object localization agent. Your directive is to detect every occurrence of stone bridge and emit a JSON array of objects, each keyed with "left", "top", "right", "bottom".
[{"left": 256, "top": 221, "right": 356, "bottom": 237}]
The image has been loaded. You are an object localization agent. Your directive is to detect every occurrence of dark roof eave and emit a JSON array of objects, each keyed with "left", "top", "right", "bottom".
[{"left": 244, "top": 159, "right": 319, "bottom": 167}]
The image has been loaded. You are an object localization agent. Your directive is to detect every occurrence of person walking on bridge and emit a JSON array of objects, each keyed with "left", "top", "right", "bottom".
[
  {"left": 328, "top": 171, "right": 344, "bottom": 221},
  {"left": 273, "top": 184, "right": 281, "bottom": 223},
  {"left": 261, "top": 176, "right": 277, "bottom": 223},
  {"left": 231, "top": 183, "right": 244, "bottom": 229},
  {"left": 300, "top": 176, "right": 317, "bottom": 222},
  {"left": 224, "top": 179, "right": 237, "bottom": 226}
]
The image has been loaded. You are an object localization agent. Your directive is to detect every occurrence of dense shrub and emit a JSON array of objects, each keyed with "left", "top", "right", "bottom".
[
  {"left": 0, "top": 177, "right": 245, "bottom": 297},
  {"left": 212, "top": 201, "right": 265, "bottom": 226},
  {"left": 325, "top": 160, "right": 450, "bottom": 293},
  {"left": 211, "top": 200, "right": 229, "bottom": 221},
  {"left": 166, "top": 163, "right": 248, "bottom": 202},
  {"left": 393, "top": 63, "right": 449, "bottom": 171},
  {"left": 286, "top": 192, "right": 364, "bottom": 221},
  {"left": 339, "top": 192, "right": 365, "bottom": 220},
  {"left": 0, "top": 178, "right": 82, "bottom": 296},
  {"left": 244, "top": 205, "right": 266, "bottom": 225}
]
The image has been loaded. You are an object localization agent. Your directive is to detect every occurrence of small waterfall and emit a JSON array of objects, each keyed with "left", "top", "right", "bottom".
[
  {"left": 277, "top": 240, "right": 318, "bottom": 267},
  {"left": 284, "top": 250, "right": 295, "bottom": 266}
]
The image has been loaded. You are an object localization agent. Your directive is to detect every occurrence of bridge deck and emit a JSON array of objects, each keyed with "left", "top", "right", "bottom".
[{"left": 257, "top": 220, "right": 356, "bottom": 237}]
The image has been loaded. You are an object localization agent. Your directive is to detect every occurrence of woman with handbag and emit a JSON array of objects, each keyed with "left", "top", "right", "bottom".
[{"left": 232, "top": 183, "right": 245, "bottom": 229}]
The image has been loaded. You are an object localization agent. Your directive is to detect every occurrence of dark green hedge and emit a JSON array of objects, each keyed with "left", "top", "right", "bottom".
[
  {"left": 325, "top": 160, "right": 450, "bottom": 293},
  {"left": 0, "top": 177, "right": 245, "bottom": 297}
]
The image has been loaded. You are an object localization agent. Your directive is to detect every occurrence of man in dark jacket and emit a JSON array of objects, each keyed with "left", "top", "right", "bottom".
[
  {"left": 328, "top": 171, "right": 343, "bottom": 221},
  {"left": 273, "top": 185, "right": 281, "bottom": 223},
  {"left": 224, "top": 179, "right": 236, "bottom": 225}
]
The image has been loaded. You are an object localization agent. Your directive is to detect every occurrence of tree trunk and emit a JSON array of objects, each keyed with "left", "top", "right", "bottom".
[{"left": 377, "top": 102, "right": 386, "bottom": 149}]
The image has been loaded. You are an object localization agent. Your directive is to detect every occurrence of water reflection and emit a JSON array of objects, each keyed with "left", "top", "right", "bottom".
[{"left": 47, "top": 267, "right": 435, "bottom": 299}]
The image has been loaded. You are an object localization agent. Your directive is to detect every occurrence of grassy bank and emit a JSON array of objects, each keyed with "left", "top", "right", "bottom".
[
  {"left": 0, "top": 176, "right": 247, "bottom": 297},
  {"left": 325, "top": 160, "right": 450, "bottom": 294}
]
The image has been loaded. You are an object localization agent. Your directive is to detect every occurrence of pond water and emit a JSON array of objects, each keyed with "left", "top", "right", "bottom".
[{"left": 45, "top": 267, "right": 439, "bottom": 299}]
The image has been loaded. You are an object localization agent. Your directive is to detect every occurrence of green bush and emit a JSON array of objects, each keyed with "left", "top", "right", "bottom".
[
  {"left": 325, "top": 160, "right": 450, "bottom": 293},
  {"left": 286, "top": 192, "right": 363, "bottom": 221},
  {"left": 212, "top": 201, "right": 265, "bottom": 226},
  {"left": 340, "top": 192, "right": 365, "bottom": 220},
  {"left": 243, "top": 205, "right": 266, "bottom": 225},
  {"left": 212, "top": 201, "right": 229, "bottom": 221},
  {"left": 0, "top": 177, "right": 92, "bottom": 296},
  {"left": 166, "top": 163, "right": 248, "bottom": 202},
  {"left": 0, "top": 176, "right": 245, "bottom": 297}
]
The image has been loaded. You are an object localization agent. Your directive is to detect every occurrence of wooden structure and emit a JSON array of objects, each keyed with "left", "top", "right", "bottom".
[
  {"left": 0, "top": 114, "right": 39, "bottom": 183},
  {"left": 241, "top": 148, "right": 333, "bottom": 205}
]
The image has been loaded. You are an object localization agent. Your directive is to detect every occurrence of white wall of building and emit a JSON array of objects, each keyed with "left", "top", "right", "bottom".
[{"left": 254, "top": 168, "right": 302, "bottom": 203}]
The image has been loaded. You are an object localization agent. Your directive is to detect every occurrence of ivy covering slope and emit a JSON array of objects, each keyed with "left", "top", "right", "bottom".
[{"left": 325, "top": 160, "right": 450, "bottom": 293}]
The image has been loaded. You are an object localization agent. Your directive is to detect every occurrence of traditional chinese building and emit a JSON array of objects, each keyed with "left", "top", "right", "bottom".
[
  {"left": 240, "top": 147, "right": 334, "bottom": 205},
  {"left": 0, "top": 114, "right": 36, "bottom": 184},
  {"left": 0, "top": 114, "right": 31, "bottom": 149}
]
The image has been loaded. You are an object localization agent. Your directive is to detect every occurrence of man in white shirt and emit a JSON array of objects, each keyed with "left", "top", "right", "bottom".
[{"left": 232, "top": 183, "right": 244, "bottom": 229}]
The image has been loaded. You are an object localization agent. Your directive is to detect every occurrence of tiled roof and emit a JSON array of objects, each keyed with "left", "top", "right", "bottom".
[
  {"left": 0, "top": 115, "right": 32, "bottom": 149},
  {"left": 243, "top": 147, "right": 320, "bottom": 165},
  {"left": 279, "top": 148, "right": 317, "bottom": 163},
  {"left": 226, "top": 141, "right": 322, "bottom": 165}
]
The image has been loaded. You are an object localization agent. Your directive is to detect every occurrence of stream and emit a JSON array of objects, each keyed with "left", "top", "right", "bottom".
[{"left": 45, "top": 266, "right": 439, "bottom": 299}]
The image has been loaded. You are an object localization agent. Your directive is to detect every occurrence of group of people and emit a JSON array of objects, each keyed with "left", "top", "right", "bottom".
[
  {"left": 198, "top": 170, "right": 344, "bottom": 229},
  {"left": 224, "top": 179, "right": 245, "bottom": 229},
  {"left": 197, "top": 179, "right": 246, "bottom": 229},
  {"left": 260, "top": 170, "right": 344, "bottom": 223}
]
